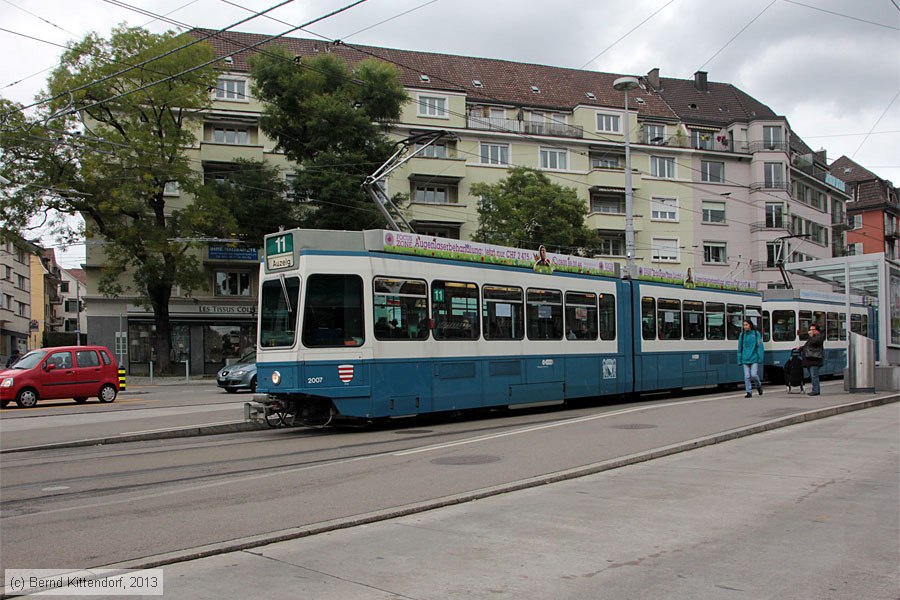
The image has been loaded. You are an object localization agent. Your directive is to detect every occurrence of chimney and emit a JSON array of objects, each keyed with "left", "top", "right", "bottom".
[
  {"left": 646, "top": 67, "right": 660, "bottom": 90},
  {"left": 694, "top": 70, "right": 708, "bottom": 92}
]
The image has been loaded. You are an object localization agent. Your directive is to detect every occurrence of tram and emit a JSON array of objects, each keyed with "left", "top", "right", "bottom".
[
  {"left": 760, "top": 289, "right": 874, "bottom": 383},
  {"left": 246, "top": 229, "right": 763, "bottom": 426}
]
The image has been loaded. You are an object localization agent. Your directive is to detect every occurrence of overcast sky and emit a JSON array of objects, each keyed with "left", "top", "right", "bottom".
[{"left": 2, "top": 0, "right": 898, "bottom": 267}]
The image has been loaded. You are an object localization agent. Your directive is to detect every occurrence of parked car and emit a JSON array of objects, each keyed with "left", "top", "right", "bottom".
[
  {"left": 216, "top": 351, "right": 257, "bottom": 393},
  {"left": 0, "top": 345, "right": 119, "bottom": 408}
]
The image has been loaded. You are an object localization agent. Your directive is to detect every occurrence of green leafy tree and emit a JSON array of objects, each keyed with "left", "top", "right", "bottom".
[
  {"left": 198, "top": 159, "right": 300, "bottom": 243},
  {"left": 249, "top": 48, "right": 407, "bottom": 230},
  {"left": 0, "top": 26, "right": 230, "bottom": 374},
  {"left": 471, "top": 167, "right": 599, "bottom": 253}
]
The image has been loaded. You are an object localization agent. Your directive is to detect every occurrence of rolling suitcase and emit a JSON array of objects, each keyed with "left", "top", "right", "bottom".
[{"left": 784, "top": 349, "right": 805, "bottom": 393}]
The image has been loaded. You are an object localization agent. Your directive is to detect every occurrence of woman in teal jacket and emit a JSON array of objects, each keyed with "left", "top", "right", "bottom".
[{"left": 737, "top": 319, "right": 764, "bottom": 398}]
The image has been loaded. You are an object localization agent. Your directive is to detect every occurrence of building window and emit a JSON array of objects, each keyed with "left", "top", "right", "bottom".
[
  {"left": 215, "top": 271, "right": 252, "bottom": 296},
  {"left": 763, "top": 125, "right": 783, "bottom": 149},
  {"left": 215, "top": 78, "right": 247, "bottom": 101},
  {"left": 480, "top": 142, "right": 510, "bottom": 165},
  {"left": 643, "top": 123, "right": 666, "bottom": 144},
  {"left": 417, "top": 95, "right": 447, "bottom": 118},
  {"left": 851, "top": 215, "right": 862, "bottom": 229},
  {"left": 704, "top": 242, "right": 727, "bottom": 264},
  {"left": 540, "top": 147, "right": 567, "bottom": 170},
  {"left": 650, "top": 156, "right": 675, "bottom": 178},
  {"left": 691, "top": 130, "right": 714, "bottom": 149},
  {"left": 163, "top": 181, "right": 180, "bottom": 196},
  {"left": 764, "top": 162, "right": 784, "bottom": 187},
  {"left": 702, "top": 200, "right": 726, "bottom": 224},
  {"left": 596, "top": 113, "right": 621, "bottom": 133},
  {"left": 766, "top": 242, "right": 780, "bottom": 267},
  {"left": 3, "top": 294, "right": 12, "bottom": 310},
  {"left": 701, "top": 160, "right": 725, "bottom": 182},
  {"left": 59, "top": 281, "right": 70, "bottom": 293},
  {"left": 591, "top": 195, "right": 625, "bottom": 214},
  {"left": 591, "top": 155, "right": 620, "bottom": 169},
  {"left": 413, "top": 185, "right": 449, "bottom": 204},
  {"left": 64, "top": 299, "right": 80, "bottom": 313},
  {"left": 212, "top": 127, "right": 249, "bottom": 145},
  {"left": 651, "top": 197, "right": 678, "bottom": 221},
  {"left": 17, "top": 301, "right": 28, "bottom": 317},
  {"left": 651, "top": 238, "right": 679, "bottom": 262},
  {"left": 414, "top": 142, "right": 449, "bottom": 158},
  {"left": 64, "top": 318, "right": 79, "bottom": 332},
  {"left": 598, "top": 237, "right": 624, "bottom": 256},
  {"left": 3, "top": 265, "right": 10, "bottom": 280},
  {"left": 766, "top": 203, "right": 784, "bottom": 228}
]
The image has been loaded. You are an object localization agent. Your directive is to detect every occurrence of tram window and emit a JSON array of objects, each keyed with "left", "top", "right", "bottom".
[
  {"left": 850, "top": 314, "right": 862, "bottom": 335},
  {"left": 826, "top": 312, "right": 839, "bottom": 340},
  {"left": 746, "top": 305, "right": 762, "bottom": 330},
  {"left": 838, "top": 313, "right": 847, "bottom": 341},
  {"left": 657, "top": 299, "right": 681, "bottom": 340},
  {"left": 527, "top": 288, "right": 563, "bottom": 340},
  {"left": 798, "top": 310, "right": 812, "bottom": 340},
  {"left": 762, "top": 310, "right": 771, "bottom": 342},
  {"left": 861, "top": 314, "right": 868, "bottom": 335},
  {"left": 813, "top": 311, "right": 826, "bottom": 333},
  {"left": 565, "top": 292, "right": 598, "bottom": 340},
  {"left": 302, "top": 275, "right": 364, "bottom": 347},
  {"left": 641, "top": 297, "right": 656, "bottom": 340},
  {"left": 773, "top": 310, "right": 796, "bottom": 342},
  {"left": 483, "top": 286, "right": 524, "bottom": 340},
  {"left": 260, "top": 276, "right": 300, "bottom": 348},
  {"left": 599, "top": 293, "right": 616, "bottom": 340},
  {"left": 373, "top": 277, "right": 429, "bottom": 340},
  {"left": 726, "top": 304, "right": 744, "bottom": 340},
  {"left": 706, "top": 302, "right": 725, "bottom": 340},
  {"left": 683, "top": 300, "right": 704, "bottom": 340},
  {"left": 433, "top": 280, "right": 479, "bottom": 340}
]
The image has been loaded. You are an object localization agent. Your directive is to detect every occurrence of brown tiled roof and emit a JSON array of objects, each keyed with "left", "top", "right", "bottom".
[
  {"left": 830, "top": 155, "right": 878, "bottom": 183},
  {"left": 65, "top": 268, "right": 87, "bottom": 285},
  {"left": 651, "top": 75, "right": 781, "bottom": 127},
  {"left": 830, "top": 156, "right": 898, "bottom": 211},
  {"left": 190, "top": 29, "right": 678, "bottom": 118}
]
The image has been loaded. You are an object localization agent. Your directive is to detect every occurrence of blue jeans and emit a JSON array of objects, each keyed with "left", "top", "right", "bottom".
[
  {"left": 743, "top": 363, "right": 761, "bottom": 394},
  {"left": 807, "top": 365, "right": 820, "bottom": 394}
]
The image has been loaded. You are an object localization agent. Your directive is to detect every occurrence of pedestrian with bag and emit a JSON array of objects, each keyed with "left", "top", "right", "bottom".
[
  {"left": 798, "top": 323, "right": 824, "bottom": 396},
  {"left": 737, "top": 319, "right": 764, "bottom": 398}
]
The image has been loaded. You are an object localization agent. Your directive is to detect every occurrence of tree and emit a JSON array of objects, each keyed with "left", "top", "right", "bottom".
[
  {"left": 471, "top": 167, "right": 599, "bottom": 253},
  {"left": 0, "top": 26, "right": 229, "bottom": 374},
  {"left": 198, "top": 158, "right": 300, "bottom": 243},
  {"left": 249, "top": 48, "right": 407, "bottom": 230}
]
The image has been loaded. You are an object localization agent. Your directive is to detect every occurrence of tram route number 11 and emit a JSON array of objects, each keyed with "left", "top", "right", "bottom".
[{"left": 266, "top": 234, "right": 294, "bottom": 270}]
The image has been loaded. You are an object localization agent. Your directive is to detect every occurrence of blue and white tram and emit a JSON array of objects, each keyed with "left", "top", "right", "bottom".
[
  {"left": 760, "top": 289, "right": 873, "bottom": 383},
  {"left": 247, "top": 229, "right": 761, "bottom": 426}
]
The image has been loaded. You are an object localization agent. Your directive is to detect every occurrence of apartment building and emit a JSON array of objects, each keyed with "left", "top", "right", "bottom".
[
  {"left": 29, "top": 249, "right": 63, "bottom": 350},
  {"left": 0, "top": 237, "right": 34, "bottom": 363},
  {"left": 59, "top": 268, "right": 87, "bottom": 338},
  {"left": 83, "top": 30, "right": 851, "bottom": 374},
  {"left": 831, "top": 155, "right": 899, "bottom": 260}
]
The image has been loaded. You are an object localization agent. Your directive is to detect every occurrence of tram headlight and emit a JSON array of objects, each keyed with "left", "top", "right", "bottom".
[{"left": 271, "top": 370, "right": 281, "bottom": 385}]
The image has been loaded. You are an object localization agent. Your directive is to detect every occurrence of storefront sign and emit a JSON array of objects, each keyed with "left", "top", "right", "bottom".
[{"left": 208, "top": 245, "right": 259, "bottom": 261}]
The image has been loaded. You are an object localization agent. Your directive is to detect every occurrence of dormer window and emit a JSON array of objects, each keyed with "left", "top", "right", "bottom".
[
  {"left": 586, "top": 92, "right": 596, "bottom": 100},
  {"left": 419, "top": 74, "right": 430, "bottom": 82},
  {"left": 530, "top": 85, "right": 540, "bottom": 94},
  {"left": 472, "top": 80, "right": 483, "bottom": 88}
]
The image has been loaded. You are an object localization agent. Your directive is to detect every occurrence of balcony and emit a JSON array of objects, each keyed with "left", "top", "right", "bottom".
[
  {"left": 199, "top": 141, "right": 265, "bottom": 163},
  {"left": 793, "top": 164, "right": 847, "bottom": 193},
  {"left": 406, "top": 156, "right": 467, "bottom": 180},
  {"left": 466, "top": 115, "right": 583, "bottom": 139},
  {"left": 750, "top": 181, "right": 790, "bottom": 192},
  {"left": 832, "top": 213, "right": 852, "bottom": 232},
  {"left": 750, "top": 220, "right": 793, "bottom": 234},
  {"left": 585, "top": 212, "right": 644, "bottom": 232},
  {"left": 749, "top": 141, "right": 789, "bottom": 153},
  {"left": 587, "top": 167, "right": 641, "bottom": 190},
  {"left": 886, "top": 223, "right": 899, "bottom": 239}
]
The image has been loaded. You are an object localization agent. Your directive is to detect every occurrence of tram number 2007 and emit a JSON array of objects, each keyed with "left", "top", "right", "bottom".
[{"left": 307, "top": 377, "right": 324, "bottom": 385}]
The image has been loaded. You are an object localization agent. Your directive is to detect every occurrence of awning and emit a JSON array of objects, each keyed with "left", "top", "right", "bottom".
[{"left": 784, "top": 253, "right": 882, "bottom": 297}]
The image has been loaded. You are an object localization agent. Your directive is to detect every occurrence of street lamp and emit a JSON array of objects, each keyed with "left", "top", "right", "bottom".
[{"left": 613, "top": 76, "right": 640, "bottom": 279}]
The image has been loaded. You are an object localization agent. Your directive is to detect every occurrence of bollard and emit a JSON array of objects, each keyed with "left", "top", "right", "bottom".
[
  {"left": 184, "top": 359, "right": 190, "bottom": 382},
  {"left": 118, "top": 368, "right": 127, "bottom": 391},
  {"left": 149, "top": 361, "right": 154, "bottom": 384}
]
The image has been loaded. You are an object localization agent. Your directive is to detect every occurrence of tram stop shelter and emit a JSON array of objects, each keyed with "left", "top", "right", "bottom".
[{"left": 784, "top": 252, "right": 899, "bottom": 391}]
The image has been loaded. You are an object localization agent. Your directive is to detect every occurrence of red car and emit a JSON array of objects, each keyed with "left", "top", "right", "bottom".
[{"left": 0, "top": 346, "right": 119, "bottom": 408}]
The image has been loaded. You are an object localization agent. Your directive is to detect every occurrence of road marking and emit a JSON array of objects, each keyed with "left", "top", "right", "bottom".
[{"left": 42, "top": 486, "right": 70, "bottom": 491}]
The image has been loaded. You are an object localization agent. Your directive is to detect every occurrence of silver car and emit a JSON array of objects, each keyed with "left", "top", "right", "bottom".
[{"left": 216, "top": 351, "right": 257, "bottom": 393}]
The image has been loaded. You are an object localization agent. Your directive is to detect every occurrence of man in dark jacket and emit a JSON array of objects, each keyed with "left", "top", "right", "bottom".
[
  {"left": 799, "top": 324, "right": 824, "bottom": 396},
  {"left": 5, "top": 347, "right": 21, "bottom": 368}
]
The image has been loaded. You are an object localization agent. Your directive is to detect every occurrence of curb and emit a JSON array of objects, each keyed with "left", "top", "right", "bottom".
[
  {"left": 82, "top": 393, "right": 899, "bottom": 574},
  {"left": 0, "top": 421, "right": 268, "bottom": 454}
]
